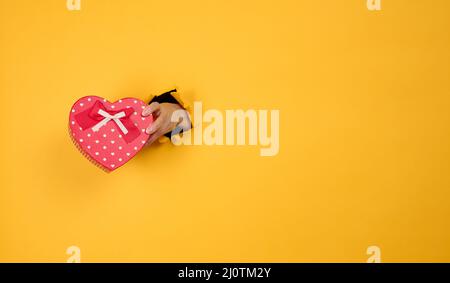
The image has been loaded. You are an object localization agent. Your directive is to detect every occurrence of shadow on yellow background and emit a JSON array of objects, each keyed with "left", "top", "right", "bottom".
[{"left": 1, "top": 0, "right": 449, "bottom": 262}]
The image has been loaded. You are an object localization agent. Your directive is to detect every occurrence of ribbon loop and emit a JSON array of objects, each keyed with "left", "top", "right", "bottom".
[{"left": 92, "top": 109, "right": 129, "bottom": 134}]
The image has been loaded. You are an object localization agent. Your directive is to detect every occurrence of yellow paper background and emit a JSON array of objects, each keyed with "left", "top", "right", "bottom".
[{"left": 1, "top": 0, "right": 449, "bottom": 262}]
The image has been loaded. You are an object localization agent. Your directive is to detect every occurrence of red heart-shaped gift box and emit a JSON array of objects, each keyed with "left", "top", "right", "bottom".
[{"left": 69, "top": 96, "right": 153, "bottom": 172}]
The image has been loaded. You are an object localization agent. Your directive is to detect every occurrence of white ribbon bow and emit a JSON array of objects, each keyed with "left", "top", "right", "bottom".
[{"left": 91, "top": 109, "right": 129, "bottom": 135}]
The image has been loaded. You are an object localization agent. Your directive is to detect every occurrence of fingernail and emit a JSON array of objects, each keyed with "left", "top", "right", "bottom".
[{"left": 146, "top": 127, "right": 153, "bottom": 134}]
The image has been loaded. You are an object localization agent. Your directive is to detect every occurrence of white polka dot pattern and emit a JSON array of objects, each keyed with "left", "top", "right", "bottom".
[{"left": 69, "top": 96, "right": 152, "bottom": 172}]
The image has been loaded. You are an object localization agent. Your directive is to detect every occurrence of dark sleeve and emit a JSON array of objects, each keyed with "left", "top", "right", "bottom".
[
  {"left": 149, "top": 89, "right": 180, "bottom": 105},
  {"left": 149, "top": 89, "right": 189, "bottom": 138}
]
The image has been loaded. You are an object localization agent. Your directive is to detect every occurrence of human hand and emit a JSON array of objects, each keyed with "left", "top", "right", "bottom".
[{"left": 142, "top": 102, "right": 189, "bottom": 145}]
